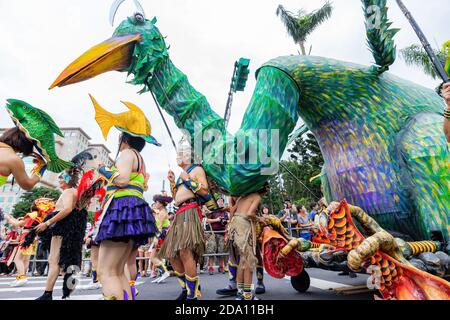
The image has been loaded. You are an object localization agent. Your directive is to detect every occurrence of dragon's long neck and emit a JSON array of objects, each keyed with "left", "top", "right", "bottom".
[{"left": 145, "top": 56, "right": 300, "bottom": 195}]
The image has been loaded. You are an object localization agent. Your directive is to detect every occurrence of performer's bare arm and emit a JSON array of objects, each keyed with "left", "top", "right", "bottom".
[
  {"left": 8, "top": 155, "right": 40, "bottom": 191},
  {"left": 112, "top": 149, "right": 136, "bottom": 187},
  {"left": 5, "top": 215, "right": 26, "bottom": 228},
  {"left": 442, "top": 83, "right": 450, "bottom": 143},
  {"left": 35, "top": 189, "right": 76, "bottom": 233}
]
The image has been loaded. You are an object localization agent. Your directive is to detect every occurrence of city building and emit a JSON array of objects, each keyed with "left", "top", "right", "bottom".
[{"left": 0, "top": 127, "right": 113, "bottom": 216}]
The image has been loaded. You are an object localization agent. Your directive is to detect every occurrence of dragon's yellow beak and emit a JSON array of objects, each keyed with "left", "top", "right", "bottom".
[{"left": 49, "top": 33, "right": 141, "bottom": 89}]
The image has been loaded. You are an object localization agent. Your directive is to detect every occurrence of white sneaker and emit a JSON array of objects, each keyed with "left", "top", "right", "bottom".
[
  {"left": 9, "top": 277, "right": 28, "bottom": 287},
  {"left": 82, "top": 281, "right": 102, "bottom": 290},
  {"left": 156, "top": 272, "right": 171, "bottom": 284},
  {"left": 151, "top": 275, "right": 162, "bottom": 283}
]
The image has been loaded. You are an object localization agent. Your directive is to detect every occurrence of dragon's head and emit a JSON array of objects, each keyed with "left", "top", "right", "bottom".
[{"left": 50, "top": 3, "right": 168, "bottom": 91}]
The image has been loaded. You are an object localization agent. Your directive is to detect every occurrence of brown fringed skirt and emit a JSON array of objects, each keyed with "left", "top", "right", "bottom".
[
  {"left": 160, "top": 203, "right": 205, "bottom": 264},
  {"left": 228, "top": 214, "right": 258, "bottom": 270}
]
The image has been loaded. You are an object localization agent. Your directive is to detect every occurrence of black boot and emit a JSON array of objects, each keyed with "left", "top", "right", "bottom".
[
  {"left": 255, "top": 281, "right": 266, "bottom": 294},
  {"left": 216, "top": 285, "right": 238, "bottom": 296},
  {"left": 62, "top": 273, "right": 74, "bottom": 299},
  {"left": 36, "top": 291, "right": 53, "bottom": 301},
  {"left": 176, "top": 289, "right": 188, "bottom": 301}
]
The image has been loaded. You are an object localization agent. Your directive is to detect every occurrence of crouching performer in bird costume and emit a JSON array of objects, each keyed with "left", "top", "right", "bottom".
[
  {"left": 35, "top": 150, "right": 100, "bottom": 300},
  {"left": 88, "top": 95, "right": 159, "bottom": 300},
  {"left": 161, "top": 138, "right": 216, "bottom": 300},
  {"left": 4, "top": 198, "right": 55, "bottom": 287}
]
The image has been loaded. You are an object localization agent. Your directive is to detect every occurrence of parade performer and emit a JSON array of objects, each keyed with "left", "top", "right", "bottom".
[
  {"left": 443, "top": 82, "right": 450, "bottom": 142},
  {"left": 88, "top": 96, "right": 159, "bottom": 300},
  {"left": 161, "top": 138, "right": 215, "bottom": 300},
  {"left": 83, "top": 188, "right": 106, "bottom": 290},
  {"left": 4, "top": 198, "right": 55, "bottom": 287},
  {"left": 125, "top": 172, "right": 151, "bottom": 300},
  {"left": 1, "top": 99, "right": 71, "bottom": 191},
  {"left": 84, "top": 210, "right": 102, "bottom": 290},
  {"left": 226, "top": 192, "right": 265, "bottom": 301},
  {"left": 150, "top": 194, "right": 172, "bottom": 284},
  {"left": 35, "top": 151, "right": 98, "bottom": 300}
]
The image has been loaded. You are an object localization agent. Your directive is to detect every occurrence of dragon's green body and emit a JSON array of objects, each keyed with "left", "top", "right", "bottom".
[{"left": 53, "top": 1, "right": 449, "bottom": 243}]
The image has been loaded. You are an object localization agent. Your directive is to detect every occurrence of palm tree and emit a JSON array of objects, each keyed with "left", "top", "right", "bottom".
[
  {"left": 400, "top": 43, "right": 449, "bottom": 80},
  {"left": 276, "top": 2, "right": 333, "bottom": 55}
]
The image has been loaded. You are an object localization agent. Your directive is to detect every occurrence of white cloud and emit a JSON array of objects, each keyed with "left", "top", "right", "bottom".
[{"left": 0, "top": 0, "right": 447, "bottom": 200}]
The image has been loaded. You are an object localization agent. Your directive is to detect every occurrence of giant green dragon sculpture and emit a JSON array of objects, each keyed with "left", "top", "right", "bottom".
[{"left": 50, "top": 0, "right": 449, "bottom": 246}]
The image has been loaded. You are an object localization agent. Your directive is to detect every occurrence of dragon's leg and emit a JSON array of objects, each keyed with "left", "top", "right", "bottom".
[{"left": 346, "top": 204, "right": 406, "bottom": 271}]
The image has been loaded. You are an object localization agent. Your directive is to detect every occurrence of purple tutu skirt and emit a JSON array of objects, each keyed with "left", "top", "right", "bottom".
[{"left": 96, "top": 196, "right": 157, "bottom": 247}]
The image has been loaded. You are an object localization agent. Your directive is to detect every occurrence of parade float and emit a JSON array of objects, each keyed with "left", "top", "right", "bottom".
[{"left": 49, "top": 0, "right": 450, "bottom": 299}]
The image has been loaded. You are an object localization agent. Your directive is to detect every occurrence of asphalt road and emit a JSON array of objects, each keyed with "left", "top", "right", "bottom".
[{"left": 0, "top": 268, "right": 374, "bottom": 300}]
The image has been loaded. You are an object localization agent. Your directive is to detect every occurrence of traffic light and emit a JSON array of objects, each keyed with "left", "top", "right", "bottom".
[{"left": 232, "top": 58, "right": 250, "bottom": 92}]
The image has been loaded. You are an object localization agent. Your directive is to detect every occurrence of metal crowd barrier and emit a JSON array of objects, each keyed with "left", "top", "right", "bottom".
[{"left": 1, "top": 223, "right": 313, "bottom": 276}]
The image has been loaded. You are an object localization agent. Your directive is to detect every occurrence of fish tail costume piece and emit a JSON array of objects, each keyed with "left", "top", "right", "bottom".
[
  {"left": 159, "top": 164, "right": 207, "bottom": 264},
  {"left": 5, "top": 99, "right": 73, "bottom": 173},
  {"left": 51, "top": 1, "right": 448, "bottom": 244},
  {"left": 90, "top": 98, "right": 159, "bottom": 246}
]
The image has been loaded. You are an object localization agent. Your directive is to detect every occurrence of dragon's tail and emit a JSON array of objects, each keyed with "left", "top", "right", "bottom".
[
  {"left": 89, "top": 94, "right": 116, "bottom": 140},
  {"left": 47, "top": 158, "right": 73, "bottom": 173}
]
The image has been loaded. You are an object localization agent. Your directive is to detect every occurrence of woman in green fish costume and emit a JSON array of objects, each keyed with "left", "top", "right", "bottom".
[{"left": 0, "top": 99, "right": 72, "bottom": 191}]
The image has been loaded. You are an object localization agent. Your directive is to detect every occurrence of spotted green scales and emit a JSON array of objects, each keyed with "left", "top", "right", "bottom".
[{"left": 53, "top": 0, "right": 449, "bottom": 242}]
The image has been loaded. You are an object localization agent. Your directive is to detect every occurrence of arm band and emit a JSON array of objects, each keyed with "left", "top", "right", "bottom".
[
  {"left": 183, "top": 178, "right": 202, "bottom": 194},
  {"left": 98, "top": 166, "right": 120, "bottom": 183}
]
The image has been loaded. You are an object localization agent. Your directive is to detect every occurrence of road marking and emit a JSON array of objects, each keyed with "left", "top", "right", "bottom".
[
  {"left": 310, "top": 278, "right": 351, "bottom": 290},
  {"left": 0, "top": 279, "right": 91, "bottom": 285},
  {"left": 2, "top": 294, "right": 103, "bottom": 300},
  {"left": 284, "top": 276, "right": 352, "bottom": 290}
]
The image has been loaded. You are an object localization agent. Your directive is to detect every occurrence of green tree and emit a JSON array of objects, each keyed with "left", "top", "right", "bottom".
[
  {"left": 12, "top": 187, "right": 61, "bottom": 218},
  {"left": 276, "top": 1, "right": 333, "bottom": 55},
  {"left": 400, "top": 44, "right": 447, "bottom": 80},
  {"left": 263, "top": 132, "right": 325, "bottom": 212}
]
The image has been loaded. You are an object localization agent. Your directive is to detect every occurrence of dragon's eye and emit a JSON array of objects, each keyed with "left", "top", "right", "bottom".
[{"left": 134, "top": 12, "right": 145, "bottom": 23}]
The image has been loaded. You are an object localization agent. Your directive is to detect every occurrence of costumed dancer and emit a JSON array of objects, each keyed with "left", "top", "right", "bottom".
[
  {"left": 4, "top": 198, "right": 55, "bottom": 287},
  {"left": 150, "top": 194, "right": 173, "bottom": 284},
  {"left": 226, "top": 190, "right": 267, "bottom": 301},
  {"left": 83, "top": 188, "right": 106, "bottom": 290},
  {"left": 443, "top": 83, "right": 450, "bottom": 142},
  {"left": 35, "top": 150, "right": 98, "bottom": 300},
  {"left": 161, "top": 138, "right": 215, "bottom": 300},
  {"left": 0, "top": 99, "right": 73, "bottom": 193},
  {"left": 125, "top": 172, "right": 151, "bottom": 300},
  {"left": 88, "top": 96, "right": 159, "bottom": 300}
]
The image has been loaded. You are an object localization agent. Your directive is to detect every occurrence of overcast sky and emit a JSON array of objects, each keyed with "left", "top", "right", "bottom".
[{"left": 0, "top": 0, "right": 447, "bottom": 200}]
